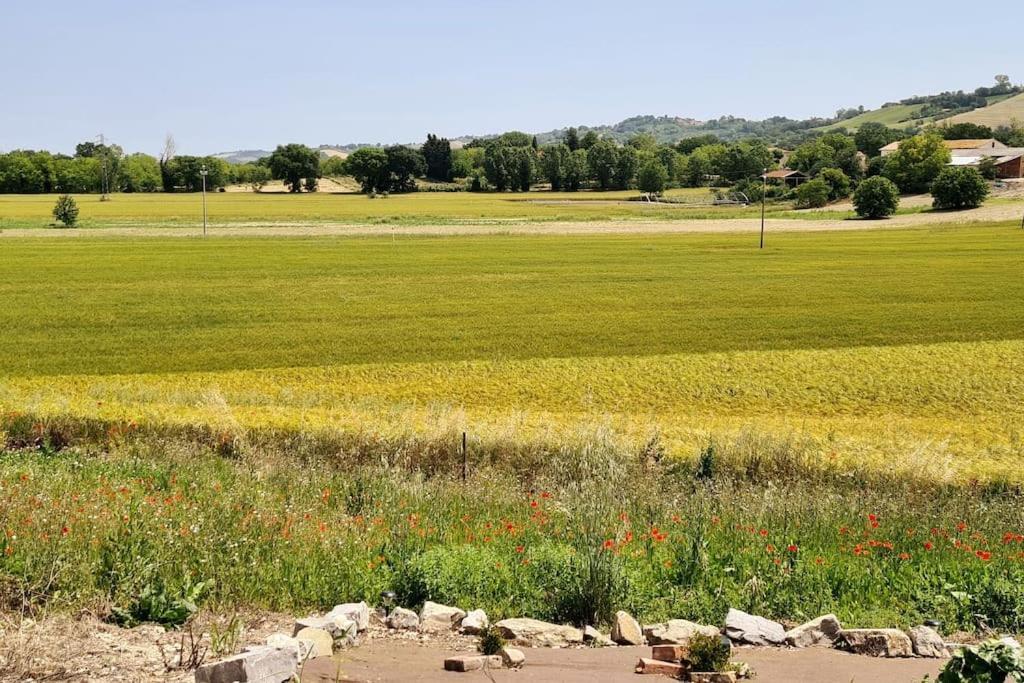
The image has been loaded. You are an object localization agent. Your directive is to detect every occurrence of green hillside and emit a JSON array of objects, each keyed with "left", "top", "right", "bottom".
[{"left": 947, "top": 92, "right": 1024, "bottom": 128}]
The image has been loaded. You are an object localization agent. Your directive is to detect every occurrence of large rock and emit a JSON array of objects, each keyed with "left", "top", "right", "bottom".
[
  {"left": 461, "top": 609, "right": 490, "bottom": 635},
  {"left": 292, "top": 615, "right": 357, "bottom": 647},
  {"left": 583, "top": 625, "right": 616, "bottom": 647},
  {"left": 611, "top": 610, "right": 644, "bottom": 645},
  {"left": 724, "top": 608, "right": 785, "bottom": 646},
  {"left": 784, "top": 614, "right": 843, "bottom": 648},
  {"left": 500, "top": 646, "right": 526, "bottom": 669},
  {"left": 293, "top": 627, "right": 333, "bottom": 659},
  {"left": 419, "top": 601, "right": 467, "bottom": 633},
  {"left": 386, "top": 606, "right": 420, "bottom": 630},
  {"left": 643, "top": 619, "right": 720, "bottom": 645},
  {"left": 909, "top": 625, "right": 949, "bottom": 658},
  {"left": 443, "top": 654, "right": 503, "bottom": 672},
  {"left": 494, "top": 618, "right": 584, "bottom": 647},
  {"left": 326, "top": 601, "right": 370, "bottom": 632},
  {"left": 264, "top": 633, "right": 311, "bottom": 662},
  {"left": 194, "top": 645, "right": 297, "bottom": 683},
  {"left": 839, "top": 629, "right": 914, "bottom": 657}
]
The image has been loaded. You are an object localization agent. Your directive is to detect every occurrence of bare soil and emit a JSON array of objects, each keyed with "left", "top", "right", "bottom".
[{"left": 0, "top": 613, "right": 948, "bottom": 683}]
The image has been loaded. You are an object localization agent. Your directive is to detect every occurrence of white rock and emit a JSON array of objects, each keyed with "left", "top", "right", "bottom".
[
  {"left": 387, "top": 606, "right": 420, "bottom": 630},
  {"left": 610, "top": 610, "right": 644, "bottom": 645},
  {"left": 327, "top": 601, "right": 370, "bottom": 632},
  {"left": 784, "top": 614, "right": 843, "bottom": 648},
  {"left": 724, "top": 608, "right": 786, "bottom": 646},
  {"left": 500, "top": 646, "right": 526, "bottom": 668},
  {"left": 292, "top": 615, "right": 357, "bottom": 646},
  {"left": 839, "top": 629, "right": 914, "bottom": 657},
  {"left": 461, "top": 609, "right": 490, "bottom": 635},
  {"left": 418, "top": 601, "right": 467, "bottom": 633},
  {"left": 194, "top": 645, "right": 297, "bottom": 683},
  {"left": 908, "top": 625, "right": 949, "bottom": 658},
  {"left": 264, "top": 633, "right": 311, "bottom": 661},
  {"left": 643, "top": 619, "right": 720, "bottom": 645},
  {"left": 583, "top": 625, "right": 616, "bottom": 647},
  {"left": 494, "top": 618, "right": 584, "bottom": 647},
  {"left": 293, "top": 627, "right": 333, "bottom": 659}
]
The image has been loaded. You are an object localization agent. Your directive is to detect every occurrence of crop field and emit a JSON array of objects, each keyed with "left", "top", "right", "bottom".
[
  {"left": 2, "top": 222, "right": 1023, "bottom": 482},
  {"left": 0, "top": 189, "right": 873, "bottom": 230}
]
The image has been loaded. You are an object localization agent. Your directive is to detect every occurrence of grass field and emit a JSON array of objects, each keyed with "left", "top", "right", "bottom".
[
  {"left": 2, "top": 223, "right": 1023, "bottom": 481},
  {"left": 947, "top": 92, "right": 1024, "bottom": 128},
  {"left": 0, "top": 190, "right": 863, "bottom": 230}
]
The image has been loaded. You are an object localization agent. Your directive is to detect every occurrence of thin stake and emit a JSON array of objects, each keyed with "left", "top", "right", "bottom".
[{"left": 461, "top": 432, "right": 467, "bottom": 483}]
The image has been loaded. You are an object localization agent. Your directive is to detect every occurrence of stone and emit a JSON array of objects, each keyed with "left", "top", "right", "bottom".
[
  {"left": 500, "top": 646, "right": 526, "bottom": 669},
  {"left": 583, "top": 625, "right": 616, "bottom": 646},
  {"left": 194, "top": 646, "right": 297, "bottom": 683},
  {"left": 292, "top": 615, "right": 357, "bottom": 647},
  {"left": 839, "top": 629, "right": 914, "bottom": 657},
  {"left": 643, "top": 619, "right": 720, "bottom": 645},
  {"left": 690, "top": 673, "right": 737, "bottom": 683},
  {"left": 461, "top": 609, "right": 489, "bottom": 635},
  {"left": 443, "top": 654, "right": 503, "bottom": 672},
  {"left": 651, "top": 644, "right": 690, "bottom": 663},
  {"left": 493, "top": 618, "right": 584, "bottom": 648},
  {"left": 386, "top": 606, "right": 420, "bottom": 630},
  {"left": 610, "top": 610, "right": 644, "bottom": 645},
  {"left": 293, "top": 627, "right": 333, "bottom": 659},
  {"left": 784, "top": 614, "right": 843, "bottom": 648},
  {"left": 418, "top": 601, "right": 467, "bottom": 633},
  {"left": 724, "top": 609, "right": 786, "bottom": 646},
  {"left": 327, "top": 601, "right": 371, "bottom": 632},
  {"left": 634, "top": 657, "right": 687, "bottom": 677},
  {"left": 908, "top": 625, "right": 950, "bottom": 658},
  {"left": 264, "top": 633, "right": 311, "bottom": 661}
]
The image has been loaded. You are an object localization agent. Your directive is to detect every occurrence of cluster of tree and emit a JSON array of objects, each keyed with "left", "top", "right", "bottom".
[{"left": 0, "top": 144, "right": 161, "bottom": 194}]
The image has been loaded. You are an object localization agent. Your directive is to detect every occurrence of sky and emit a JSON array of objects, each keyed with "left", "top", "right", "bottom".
[{"left": 2, "top": 0, "right": 1021, "bottom": 156}]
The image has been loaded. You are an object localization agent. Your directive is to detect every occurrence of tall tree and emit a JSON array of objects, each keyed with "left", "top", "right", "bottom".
[
  {"left": 587, "top": 139, "right": 618, "bottom": 190},
  {"left": 346, "top": 147, "right": 390, "bottom": 193},
  {"left": 384, "top": 145, "right": 426, "bottom": 192},
  {"left": 882, "top": 133, "right": 951, "bottom": 193},
  {"left": 421, "top": 134, "right": 453, "bottom": 181},
  {"left": 855, "top": 122, "right": 902, "bottom": 158},
  {"left": 267, "top": 144, "right": 320, "bottom": 192},
  {"left": 564, "top": 127, "right": 580, "bottom": 152}
]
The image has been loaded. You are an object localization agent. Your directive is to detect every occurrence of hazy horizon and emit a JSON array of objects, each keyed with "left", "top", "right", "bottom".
[{"left": 3, "top": 0, "right": 1021, "bottom": 156}]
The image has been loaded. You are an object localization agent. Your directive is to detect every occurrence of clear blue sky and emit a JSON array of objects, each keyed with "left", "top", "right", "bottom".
[{"left": 2, "top": 0, "right": 1021, "bottom": 156}]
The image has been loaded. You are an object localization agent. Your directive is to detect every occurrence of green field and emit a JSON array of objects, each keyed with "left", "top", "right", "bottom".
[
  {"left": 0, "top": 190, "right": 860, "bottom": 230},
  {"left": 3, "top": 223, "right": 1023, "bottom": 480}
]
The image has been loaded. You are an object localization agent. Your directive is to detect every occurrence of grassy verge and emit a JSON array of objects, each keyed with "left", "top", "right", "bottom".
[{"left": 0, "top": 431, "right": 1021, "bottom": 633}]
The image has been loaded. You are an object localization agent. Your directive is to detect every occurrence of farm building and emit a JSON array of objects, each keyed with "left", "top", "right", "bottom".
[
  {"left": 880, "top": 138, "right": 1024, "bottom": 178},
  {"left": 761, "top": 169, "right": 808, "bottom": 187}
]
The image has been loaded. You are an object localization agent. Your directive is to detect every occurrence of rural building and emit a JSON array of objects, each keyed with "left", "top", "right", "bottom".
[
  {"left": 880, "top": 138, "right": 1023, "bottom": 178},
  {"left": 761, "top": 169, "right": 808, "bottom": 187}
]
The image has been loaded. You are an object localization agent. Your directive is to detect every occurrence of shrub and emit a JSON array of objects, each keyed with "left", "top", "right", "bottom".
[
  {"left": 638, "top": 160, "right": 669, "bottom": 195},
  {"left": 794, "top": 178, "right": 830, "bottom": 209},
  {"left": 477, "top": 624, "right": 506, "bottom": 655},
  {"left": 689, "top": 632, "right": 731, "bottom": 672},
  {"left": 931, "top": 167, "right": 989, "bottom": 210},
  {"left": 52, "top": 194, "right": 79, "bottom": 227},
  {"left": 853, "top": 176, "right": 900, "bottom": 219},
  {"left": 819, "top": 167, "right": 851, "bottom": 200},
  {"left": 938, "top": 639, "right": 1024, "bottom": 682}
]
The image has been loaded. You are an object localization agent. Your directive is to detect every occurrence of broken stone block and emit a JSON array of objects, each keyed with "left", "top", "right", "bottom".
[
  {"left": 493, "top": 618, "right": 584, "bottom": 647},
  {"left": 908, "top": 625, "right": 950, "bottom": 658},
  {"left": 839, "top": 629, "right": 914, "bottom": 657},
  {"left": 419, "top": 601, "right": 467, "bottom": 633},
  {"left": 443, "top": 654, "right": 503, "bottom": 672},
  {"left": 294, "top": 627, "right": 333, "bottom": 659},
  {"left": 643, "top": 619, "right": 719, "bottom": 645},
  {"left": 634, "top": 657, "right": 687, "bottom": 677},
  {"left": 461, "top": 609, "right": 489, "bottom": 635},
  {"left": 194, "top": 645, "right": 297, "bottom": 683},
  {"left": 500, "top": 646, "right": 525, "bottom": 668},
  {"left": 327, "top": 602, "right": 370, "bottom": 632},
  {"left": 724, "top": 608, "right": 786, "bottom": 646},
  {"left": 386, "top": 606, "right": 420, "bottom": 630},
  {"left": 651, "top": 644, "right": 690, "bottom": 663},
  {"left": 784, "top": 614, "right": 842, "bottom": 648}
]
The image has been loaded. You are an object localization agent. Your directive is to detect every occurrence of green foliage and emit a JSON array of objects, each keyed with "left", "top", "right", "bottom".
[
  {"left": 477, "top": 625, "right": 506, "bottom": 656},
  {"left": 676, "top": 134, "right": 721, "bottom": 155},
  {"left": 937, "top": 639, "right": 1024, "bottom": 683},
  {"left": 789, "top": 133, "right": 861, "bottom": 179},
  {"left": 794, "top": 178, "right": 830, "bottom": 209},
  {"left": 483, "top": 144, "right": 535, "bottom": 192},
  {"left": 819, "top": 167, "right": 852, "bottom": 201},
  {"left": 267, "top": 144, "right": 320, "bottom": 193},
  {"left": 579, "top": 131, "right": 600, "bottom": 150},
  {"left": 384, "top": 146, "right": 426, "bottom": 193},
  {"left": 162, "top": 156, "right": 229, "bottom": 192},
  {"left": 853, "top": 176, "right": 900, "bottom": 218},
  {"left": 319, "top": 156, "right": 348, "bottom": 178},
  {"left": 689, "top": 633, "right": 731, "bottom": 672},
  {"left": 587, "top": 140, "right": 619, "bottom": 190},
  {"left": 421, "top": 134, "right": 453, "bottom": 182},
  {"left": 119, "top": 154, "right": 162, "bottom": 193},
  {"left": 882, "top": 133, "right": 951, "bottom": 193},
  {"left": 541, "top": 144, "right": 571, "bottom": 191},
  {"left": 112, "top": 576, "right": 212, "bottom": 628},
  {"left": 51, "top": 194, "right": 79, "bottom": 227},
  {"left": 347, "top": 148, "right": 390, "bottom": 193},
  {"left": 564, "top": 127, "right": 581, "bottom": 151},
  {"left": 939, "top": 122, "right": 994, "bottom": 140},
  {"left": 638, "top": 159, "right": 669, "bottom": 195},
  {"left": 931, "top": 167, "right": 989, "bottom": 210},
  {"left": 718, "top": 140, "right": 773, "bottom": 182},
  {"left": 613, "top": 146, "right": 639, "bottom": 190},
  {"left": 855, "top": 122, "right": 903, "bottom": 158}
]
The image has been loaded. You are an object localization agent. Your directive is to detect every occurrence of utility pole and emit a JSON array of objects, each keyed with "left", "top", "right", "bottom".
[
  {"left": 760, "top": 168, "right": 767, "bottom": 249},
  {"left": 200, "top": 165, "right": 208, "bottom": 237},
  {"left": 96, "top": 133, "right": 110, "bottom": 201}
]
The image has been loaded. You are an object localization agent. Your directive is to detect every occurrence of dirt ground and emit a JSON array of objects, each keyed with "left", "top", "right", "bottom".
[{"left": 0, "top": 614, "right": 949, "bottom": 683}]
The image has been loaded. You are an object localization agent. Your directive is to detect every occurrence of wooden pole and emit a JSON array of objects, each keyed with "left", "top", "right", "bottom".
[{"left": 461, "top": 431, "right": 467, "bottom": 483}]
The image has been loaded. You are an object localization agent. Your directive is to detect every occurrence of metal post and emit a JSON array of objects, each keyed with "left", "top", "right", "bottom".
[
  {"left": 760, "top": 168, "right": 767, "bottom": 249},
  {"left": 461, "top": 432, "right": 467, "bottom": 483},
  {"left": 200, "top": 165, "right": 208, "bottom": 237}
]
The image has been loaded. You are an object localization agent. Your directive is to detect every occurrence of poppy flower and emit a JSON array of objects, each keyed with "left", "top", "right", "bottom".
[{"left": 787, "top": 544, "right": 798, "bottom": 553}]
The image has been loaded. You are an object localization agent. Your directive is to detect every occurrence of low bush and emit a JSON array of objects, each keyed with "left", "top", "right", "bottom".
[
  {"left": 853, "top": 176, "right": 900, "bottom": 218},
  {"left": 52, "top": 194, "right": 79, "bottom": 227},
  {"left": 931, "top": 167, "right": 989, "bottom": 210},
  {"left": 794, "top": 179, "right": 830, "bottom": 208}
]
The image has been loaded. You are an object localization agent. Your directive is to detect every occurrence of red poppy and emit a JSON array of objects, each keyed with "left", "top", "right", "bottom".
[
  {"left": 787, "top": 544, "right": 798, "bottom": 553},
  {"left": 976, "top": 550, "right": 992, "bottom": 561},
  {"left": 602, "top": 539, "right": 615, "bottom": 549},
  {"left": 515, "top": 545, "right": 524, "bottom": 553},
  {"left": 899, "top": 552, "right": 910, "bottom": 561}
]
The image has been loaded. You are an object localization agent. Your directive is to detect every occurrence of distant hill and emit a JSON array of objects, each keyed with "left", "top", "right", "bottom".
[
  {"left": 945, "top": 92, "right": 1024, "bottom": 128},
  {"left": 210, "top": 79, "right": 1022, "bottom": 159}
]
